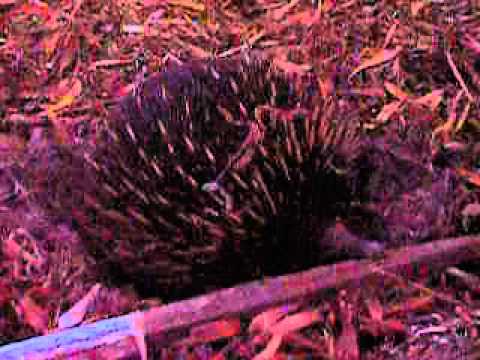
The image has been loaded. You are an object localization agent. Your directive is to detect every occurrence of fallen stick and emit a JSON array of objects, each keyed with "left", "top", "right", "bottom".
[{"left": 1, "top": 235, "right": 480, "bottom": 359}]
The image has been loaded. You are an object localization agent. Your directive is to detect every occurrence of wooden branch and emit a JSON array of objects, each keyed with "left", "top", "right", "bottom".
[{"left": 1, "top": 235, "right": 480, "bottom": 359}]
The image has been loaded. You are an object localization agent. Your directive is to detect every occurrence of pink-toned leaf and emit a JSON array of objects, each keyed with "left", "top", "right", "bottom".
[
  {"left": 383, "top": 22, "right": 398, "bottom": 48},
  {"left": 249, "top": 304, "right": 299, "bottom": 334},
  {"left": 57, "top": 283, "right": 101, "bottom": 329},
  {"left": 44, "top": 78, "right": 82, "bottom": 117},
  {"left": 411, "top": 1, "right": 427, "bottom": 16},
  {"left": 42, "top": 31, "right": 63, "bottom": 58},
  {"left": 458, "top": 168, "right": 480, "bottom": 187},
  {"left": 366, "top": 297, "right": 384, "bottom": 322},
  {"left": 253, "top": 334, "right": 283, "bottom": 360},
  {"left": 270, "top": 0, "right": 300, "bottom": 21},
  {"left": 463, "top": 34, "right": 480, "bottom": 54},
  {"left": 376, "top": 100, "right": 404, "bottom": 123},
  {"left": 414, "top": 89, "right": 444, "bottom": 111},
  {"left": 130, "top": 311, "right": 147, "bottom": 360},
  {"left": 269, "top": 310, "right": 320, "bottom": 337},
  {"left": 383, "top": 319, "right": 406, "bottom": 335},
  {"left": 88, "top": 59, "right": 132, "bottom": 71},
  {"left": 17, "top": 295, "right": 49, "bottom": 334},
  {"left": 187, "top": 318, "right": 241, "bottom": 344},
  {"left": 445, "top": 48, "right": 474, "bottom": 102},
  {"left": 349, "top": 46, "right": 402, "bottom": 81},
  {"left": 167, "top": 0, "right": 205, "bottom": 11},
  {"left": 384, "top": 81, "right": 409, "bottom": 101},
  {"left": 273, "top": 59, "right": 311, "bottom": 75}
]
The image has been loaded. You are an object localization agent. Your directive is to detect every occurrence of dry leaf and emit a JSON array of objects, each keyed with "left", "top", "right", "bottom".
[
  {"left": 387, "top": 295, "right": 434, "bottom": 317},
  {"left": 253, "top": 333, "right": 283, "bottom": 360},
  {"left": 16, "top": 295, "right": 49, "bottom": 334},
  {"left": 445, "top": 48, "right": 474, "bottom": 103},
  {"left": 188, "top": 43, "right": 210, "bottom": 58},
  {"left": 414, "top": 89, "right": 444, "bottom": 111},
  {"left": 183, "top": 318, "right": 241, "bottom": 345},
  {"left": 383, "top": 319, "right": 406, "bottom": 334},
  {"left": 349, "top": 46, "right": 402, "bottom": 81},
  {"left": 455, "top": 101, "right": 471, "bottom": 132},
  {"left": 44, "top": 78, "right": 82, "bottom": 118},
  {"left": 0, "top": 281, "right": 13, "bottom": 306},
  {"left": 249, "top": 305, "right": 298, "bottom": 334},
  {"left": 335, "top": 303, "right": 359, "bottom": 360},
  {"left": 366, "top": 297, "right": 383, "bottom": 322},
  {"left": 345, "top": 87, "right": 384, "bottom": 97},
  {"left": 414, "top": 325, "right": 448, "bottom": 336},
  {"left": 42, "top": 31, "right": 63, "bottom": 58},
  {"left": 433, "top": 89, "right": 464, "bottom": 140},
  {"left": 270, "top": 0, "right": 300, "bottom": 21},
  {"left": 273, "top": 59, "right": 311, "bottom": 75},
  {"left": 458, "top": 168, "right": 480, "bottom": 187},
  {"left": 88, "top": 59, "right": 132, "bottom": 71},
  {"left": 247, "top": 29, "right": 266, "bottom": 47},
  {"left": 167, "top": 0, "right": 204, "bottom": 12},
  {"left": 57, "top": 283, "right": 101, "bottom": 329},
  {"left": 384, "top": 81, "right": 409, "bottom": 101},
  {"left": 269, "top": 310, "right": 320, "bottom": 337},
  {"left": 376, "top": 100, "right": 404, "bottom": 123},
  {"left": 318, "top": 0, "right": 335, "bottom": 12},
  {"left": 383, "top": 22, "right": 398, "bottom": 49},
  {"left": 122, "top": 24, "right": 144, "bottom": 34},
  {"left": 462, "top": 203, "right": 480, "bottom": 217},
  {"left": 130, "top": 311, "right": 147, "bottom": 360},
  {"left": 464, "top": 33, "right": 480, "bottom": 54},
  {"left": 411, "top": 1, "right": 427, "bottom": 16}
]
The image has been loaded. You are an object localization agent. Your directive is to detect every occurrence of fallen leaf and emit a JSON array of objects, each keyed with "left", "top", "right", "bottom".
[
  {"left": 247, "top": 29, "right": 266, "bottom": 47},
  {"left": 415, "top": 325, "right": 448, "bottom": 336},
  {"left": 42, "top": 31, "right": 63, "bottom": 58},
  {"left": 269, "top": 310, "right": 320, "bottom": 337},
  {"left": 414, "top": 89, "right": 444, "bottom": 111},
  {"left": 376, "top": 100, "right": 404, "bottom": 123},
  {"left": 387, "top": 295, "right": 434, "bottom": 317},
  {"left": 318, "top": 0, "right": 336, "bottom": 12},
  {"left": 17, "top": 295, "right": 49, "bottom": 334},
  {"left": 270, "top": 0, "right": 300, "bottom": 21},
  {"left": 57, "top": 283, "right": 101, "bottom": 329},
  {"left": 445, "top": 48, "right": 474, "bottom": 103},
  {"left": 121, "top": 24, "right": 144, "bottom": 34},
  {"left": 185, "top": 318, "right": 241, "bottom": 345},
  {"left": 188, "top": 43, "right": 210, "bottom": 58},
  {"left": 411, "top": 1, "right": 427, "bottom": 16},
  {"left": 273, "top": 59, "right": 311, "bottom": 75},
  {"left": 349, "top": 46, "right": 402, "bottom": 81},
  {"left": 383, "top": 319, "right": 406, "bottom": 334},
  {"left": 88, "top": 59, "right": 132, "bottom": 71},
  {"left": 383, "top": 22, "right": 398, "bottom": 49},
  {"left": 45, "top": 78, "right": 82, "bottom": 118},
  {"left": 167, "top": 0, "right": 204, "bottom": 12},
  {"left": 366, "top": 297, "right": 383, "bottom": 322},
  {"left": 462, "top": 203, "right": 480, "bottom": 217},
  {"left": 130, "top": 311, "right": 147, "bottom": 360},
  {"left": 249, "top": 305, "right": 298, "bottom": 334},
  {"left": 458, "top": 168, "right": 480, "bottom": 187},
  {"left": 463, "top": 33, "right": 480, "bottom": 54},
  {"left": 384, "top": 81, "right": 409, "bottom": 101},
  {"left": 335, "top": 303, "right": 359, "bottom": 360},
  {"left": 253, "top": 334, "right": 283, "bottom": 360}
]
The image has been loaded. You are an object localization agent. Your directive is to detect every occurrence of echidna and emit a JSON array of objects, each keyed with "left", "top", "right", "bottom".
[{"left": 28, "top": 54, "right": 374, "bottom": 301}]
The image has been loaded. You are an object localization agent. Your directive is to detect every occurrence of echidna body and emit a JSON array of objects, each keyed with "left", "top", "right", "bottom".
[{"left": 34, "top": 56, "right": 362, "bottom": 300}]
